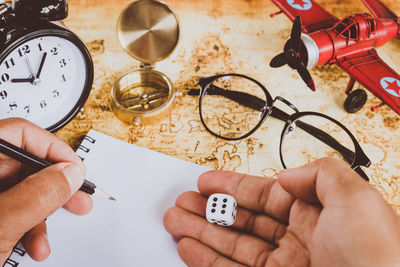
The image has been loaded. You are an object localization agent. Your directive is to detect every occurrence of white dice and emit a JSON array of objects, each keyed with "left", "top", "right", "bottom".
[{"left": 206, "top": 193, "right": 237, "bottom": 226}]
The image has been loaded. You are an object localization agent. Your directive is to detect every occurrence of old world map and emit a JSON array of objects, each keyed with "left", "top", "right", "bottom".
[{"left": 58, "top": 0, "right": 400, "bottom": 211}]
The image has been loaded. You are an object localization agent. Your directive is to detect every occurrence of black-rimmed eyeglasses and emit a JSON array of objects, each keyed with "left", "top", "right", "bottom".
[{"left": 188, "top": 73, "right": 371, "bottom": 181}]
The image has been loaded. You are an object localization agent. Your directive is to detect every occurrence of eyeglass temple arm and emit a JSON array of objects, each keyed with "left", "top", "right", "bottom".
[
  {"left": 291, "top": 119, "right": 354, "bottom": 161},
  {"left": 291, "top": 118, "right": 368, "bottom": 181},
  {"left": 188, "top": 87, "right": 355, "bottom": 163},
  {"left": 188, "top": 87, "right": 266, "bottom": 110},
  {"left": 354, "top": 167, "right": 369, "bottom": 182},
  {"left": 270, "top": 108, "right": 369, "bottom": 181}
]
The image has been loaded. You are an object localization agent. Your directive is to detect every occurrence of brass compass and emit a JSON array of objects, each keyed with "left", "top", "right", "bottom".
[{"left": 112, "top": 0, "right": 180, "bottom": 125}]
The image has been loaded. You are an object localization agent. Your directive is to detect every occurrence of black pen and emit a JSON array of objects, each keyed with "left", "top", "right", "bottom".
[{"left": 0, "top": 138, "right": 116, "bottom": 201}]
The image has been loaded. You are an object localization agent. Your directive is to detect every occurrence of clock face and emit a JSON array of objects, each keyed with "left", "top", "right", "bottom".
[{"left": 0, "top": 33, "right": 90, "bottom": 130}]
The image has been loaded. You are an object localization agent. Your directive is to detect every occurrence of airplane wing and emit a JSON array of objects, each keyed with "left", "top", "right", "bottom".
[
  {"left": 337, "top": 49, "right": 400, "bottom": 115},
  {"left": 361, "top": 0, "right": 397, "bottom": 19},
  {"left": 270, "top": 0, "right": 339, "bottom": 33}
]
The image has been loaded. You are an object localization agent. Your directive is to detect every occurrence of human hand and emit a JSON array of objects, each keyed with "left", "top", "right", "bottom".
[
  {"left": 164, "top": 158, "right": 400, "bottom": 266},
  {"left": 0, "top": 118, "right": 92, "bottom": 264}
]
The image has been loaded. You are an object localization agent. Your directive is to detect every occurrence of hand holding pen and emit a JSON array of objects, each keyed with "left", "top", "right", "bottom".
[
  {"left": 0, "top": 118, "right": 99, "bottom": 264},
  {"left": 0, "top": 137, "right": 115, "bottom": 200}
]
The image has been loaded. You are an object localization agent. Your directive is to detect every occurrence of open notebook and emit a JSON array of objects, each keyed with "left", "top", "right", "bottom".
[{"left": 6, "top": 130, "right": 209, "bottom": 266}]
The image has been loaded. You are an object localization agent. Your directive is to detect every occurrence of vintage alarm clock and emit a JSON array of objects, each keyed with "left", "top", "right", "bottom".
[{"left": 0, "top": 0, "right": 93, "bottom": 132}]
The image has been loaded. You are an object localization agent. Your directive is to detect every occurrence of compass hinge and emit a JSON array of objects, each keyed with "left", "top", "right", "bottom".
[{"left": 140, "top": 62, "right": 155, "bottom": 70}]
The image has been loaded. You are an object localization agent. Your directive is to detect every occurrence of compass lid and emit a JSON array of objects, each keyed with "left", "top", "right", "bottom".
[{"left": 117, "top": 0, "right": 180, "bottom": 64}]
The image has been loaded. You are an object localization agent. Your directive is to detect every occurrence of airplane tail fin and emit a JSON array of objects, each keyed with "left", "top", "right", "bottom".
[{"left": 362, "top": 0, "right": 397, "bottom": 19}]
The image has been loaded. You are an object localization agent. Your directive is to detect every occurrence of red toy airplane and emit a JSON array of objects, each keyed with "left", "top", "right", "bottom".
[{"left": 269, "top": 0, "right": 400, "bottom": 115}]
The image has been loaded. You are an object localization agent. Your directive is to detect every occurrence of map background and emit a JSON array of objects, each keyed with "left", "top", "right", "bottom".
[{"left": 58, "top": 0, "right": 400, "bottom": 211}]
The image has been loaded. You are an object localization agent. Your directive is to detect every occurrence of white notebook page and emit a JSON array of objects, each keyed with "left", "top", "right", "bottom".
[{"left": 12, "top": 129, "right": 209, "bottom": 266}]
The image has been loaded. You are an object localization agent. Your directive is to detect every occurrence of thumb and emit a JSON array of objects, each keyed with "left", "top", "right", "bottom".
[
  {"left": 0, "top": 162, "right": 85, "bottom": 243},
  {"left": 277, "top": 158, "right": 374, "bottom": 206}
]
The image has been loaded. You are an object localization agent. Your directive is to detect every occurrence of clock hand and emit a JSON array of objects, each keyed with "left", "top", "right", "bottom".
[
  {"left": 24, "top": 56, "right": 41, "bottom": 85},
  {"left": 36, "top": 52, "right": 47, "bottom": 78},
  {"left": 11, "top": 77, "right": 35, "bottom": 83},
  {"left": 10, "top": 57, "right": 37, "bottom": 84},
  {"left": 10, "top": 54, "right": 46, "bottom": 84},
  {"left": 25, "top": 56, "right": 35, "bottom": 77}
]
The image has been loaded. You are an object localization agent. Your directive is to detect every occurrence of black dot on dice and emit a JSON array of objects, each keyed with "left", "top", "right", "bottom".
[
  {"left": 213, "top": 222, "right": 217, "bottom": 225},
  {"left": 211, "top": 209, "right": 216, "bottom": 213},
  {"left": 233, "top": 215, "right": 236, "bottom": 220},
  {"left": 221, "top": 210, "right": 225, "bottom": 214},
  {"left": 211, "top": 219, "right": 216, "bottom": 221},
  {"left": 222, "top": 204, "right": 226, "bottom": 208},
  {"left": 223, "top": 223, "right": 227, "bottom": 226},
  {"left": 213, "top": 197, "right": 218, "bottom": 201},
  {"left": 223, "top": 198, "right": 228, "bottom": 203},
  {"left": 212, "top": 203, "right": 217, "bottom": 207}
]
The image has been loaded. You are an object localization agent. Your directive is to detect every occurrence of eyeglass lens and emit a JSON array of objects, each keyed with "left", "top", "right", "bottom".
[
  {"left": 281, "top": 114, "right": 356, "bottom": 169},
  {"left": 200, "top": 75, "right": 267, "bottom": 139}
]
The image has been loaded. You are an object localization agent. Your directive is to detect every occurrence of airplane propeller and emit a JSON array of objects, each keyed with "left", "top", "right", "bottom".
[{"left": 270, "top": 16, "right": 316, "bottom": 91}]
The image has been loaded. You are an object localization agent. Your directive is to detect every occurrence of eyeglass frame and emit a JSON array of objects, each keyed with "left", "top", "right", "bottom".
[{"left": 190, "top": 73, "right": 371, "bottom": 181}]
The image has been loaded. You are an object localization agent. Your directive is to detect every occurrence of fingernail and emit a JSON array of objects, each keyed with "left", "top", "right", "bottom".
[{"left": 62, "top": 164, "right": 85, "bottom": 194}]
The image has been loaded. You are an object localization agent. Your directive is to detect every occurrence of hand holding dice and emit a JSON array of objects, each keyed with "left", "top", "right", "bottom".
[
  {"left": 206, "top": 193, "right": 237, "bottom": 226},
  {"left": 164, "top": 164, "right": 400, "bottom": 266}
]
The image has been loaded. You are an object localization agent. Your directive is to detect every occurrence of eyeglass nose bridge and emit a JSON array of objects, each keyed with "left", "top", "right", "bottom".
[
  {"left": 259, "top": 96, "right": 300, "bottom": 126},
  {"left": 273, "top": 96, "right": 299, "bottom": 114}
]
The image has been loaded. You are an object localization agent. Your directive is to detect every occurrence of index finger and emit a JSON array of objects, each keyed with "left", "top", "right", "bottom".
[
  {"left": 197, "top": 170, "right": 295, "bottom": 224},
  {"left": 0, "top": 118, "right": 83, "bottom": 167}
]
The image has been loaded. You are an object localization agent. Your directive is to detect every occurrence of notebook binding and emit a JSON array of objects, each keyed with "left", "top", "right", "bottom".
[
  {"left": 4, "top": 244, "right": 26, "bottom": 267},
  {"left": 76, "top": 134, "right": 97, "bottom": 161}
]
